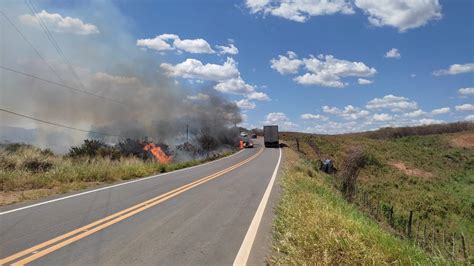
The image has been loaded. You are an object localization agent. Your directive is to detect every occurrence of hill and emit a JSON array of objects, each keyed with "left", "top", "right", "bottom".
[{"left": 274, "top": 122, "right": 473, "bottom": 263}]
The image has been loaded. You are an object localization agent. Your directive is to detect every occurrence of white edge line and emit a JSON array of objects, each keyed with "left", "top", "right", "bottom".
[
  {"left": 233, "top": 147, "right": 282, "bottom": 266},
  {"left": 0, "top": 149, "right": 246, "bottom": 216}
]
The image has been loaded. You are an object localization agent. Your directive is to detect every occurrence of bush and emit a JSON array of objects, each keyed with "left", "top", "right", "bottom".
[
  {"left": 368, "top": 122, "right": 473, "bottom": 140},
  {"left": 340, "top": 147, "right": 367, "bottom": 202},
  {"left": 68, "top": 139, "right": 121, "bottom": 159}
]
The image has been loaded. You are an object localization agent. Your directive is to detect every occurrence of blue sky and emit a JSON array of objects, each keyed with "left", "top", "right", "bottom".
[{"left": 2, "top": 0, "right": 474, "bottom": 134}]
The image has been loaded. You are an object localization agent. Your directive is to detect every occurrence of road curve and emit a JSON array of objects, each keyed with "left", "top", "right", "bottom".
[{"left": 0, "top": 139, "right": 282, "bottom": 265}]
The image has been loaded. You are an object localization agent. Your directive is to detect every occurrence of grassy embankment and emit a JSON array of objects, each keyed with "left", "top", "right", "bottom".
[
  {"left": 275, "top": 123, "right": 473, "bottom": 263},
  {"left": 0, "top": 144, "right": 235, "bottom": 206},
  {"left": 271, "top": 146, "right": 432, "bottom": 264}
]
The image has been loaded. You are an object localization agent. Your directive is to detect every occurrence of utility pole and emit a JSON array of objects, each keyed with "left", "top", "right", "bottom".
[{"left": 186, "top": 124, "right": 189, "bottom": 143}]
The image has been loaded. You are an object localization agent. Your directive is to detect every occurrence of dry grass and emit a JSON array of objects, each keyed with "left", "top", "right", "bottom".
[
  {"left": 0, "top": 144, "right": 235, "bottom": 206},
  {"left": 271, "top": 146, "right": 433, "bottom": 264}
]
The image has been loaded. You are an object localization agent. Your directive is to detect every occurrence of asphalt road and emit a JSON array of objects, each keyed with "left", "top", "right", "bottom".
[{"left": 0, "top": 138, "right": 282, "bottom": 265}]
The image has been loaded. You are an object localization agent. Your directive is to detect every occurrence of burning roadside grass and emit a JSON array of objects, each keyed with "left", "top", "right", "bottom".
[{"left": 0, "top": 137, "right": 239, "bottom": 206}]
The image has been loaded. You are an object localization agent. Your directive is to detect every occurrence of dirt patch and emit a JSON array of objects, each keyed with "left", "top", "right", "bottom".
[
  {"left": 387, "top": 161, "right": 433, "bottom": 178},
  {"left": 0, "top": 189, "right": 57, "bottom": 206},
  {"left": 449, "top": 132, "right": 474, "bottom": 148}
]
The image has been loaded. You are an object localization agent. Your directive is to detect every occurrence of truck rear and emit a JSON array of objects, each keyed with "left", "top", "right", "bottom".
[{"left": 263, "top": 125, "right": 279, "bottom": 147}]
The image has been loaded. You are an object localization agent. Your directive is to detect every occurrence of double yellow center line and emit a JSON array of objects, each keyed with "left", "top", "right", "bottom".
[{"left": 1, "top": 147, "right": 264, "bottom": 266}]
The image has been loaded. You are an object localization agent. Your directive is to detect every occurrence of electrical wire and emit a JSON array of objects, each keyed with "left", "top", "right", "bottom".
[{"left": 0, "top": 107, "right": 128, "bottom": 138}]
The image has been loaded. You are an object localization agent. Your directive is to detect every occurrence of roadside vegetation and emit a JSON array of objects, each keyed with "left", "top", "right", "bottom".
[
  {"left": 0, "top": 140, "right": 236, "bottom": 206},
  {"left": 272, "top": 147, "right": 432, "bottom": 264},
  {"left": 276, "top": 122, "right": 473, "bottom": 263}
]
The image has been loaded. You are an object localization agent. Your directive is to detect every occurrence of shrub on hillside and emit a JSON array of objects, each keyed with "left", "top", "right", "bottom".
[
  {"left": 368, "top": 122, "right": 473, "bottom": 139},
  {"left": 68, "top": 139, "right": 121, "bottom": 159},
  {"left": 340, "top": 147, "right": 367, "bottom": 202}
]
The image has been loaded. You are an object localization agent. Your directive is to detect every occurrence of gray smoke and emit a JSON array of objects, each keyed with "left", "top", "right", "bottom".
[{"left": 0, "top": 1, "right": 241, "bottom": 152}]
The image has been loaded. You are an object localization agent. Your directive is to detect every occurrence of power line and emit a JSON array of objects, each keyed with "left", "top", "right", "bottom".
[
  {"left": 0, "top": 65, "right": 124, "bottom": 105},
  {"left": 0, "top": 107, "right": 129, "bottom": 138},
  {"left": 25, "top": 0, "right": 87, "bottom": 91},
  {"left": 0, "top": 10, "right": 124, "bottom": 106}
]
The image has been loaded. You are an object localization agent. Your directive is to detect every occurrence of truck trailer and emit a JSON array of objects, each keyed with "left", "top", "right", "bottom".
[{"left": 263, "top": 125, "right": 279, "bottom": 147}]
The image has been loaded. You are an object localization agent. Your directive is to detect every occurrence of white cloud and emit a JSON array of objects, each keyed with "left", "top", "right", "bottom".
[
  {"left": 245, "top": 0, "right": 354, "bottom": 23},
  {"left": 366, "top": 94, "right": 418, "bottom": 112},
  {"left": 301, "top": 113, "right": 328, "bottom": 121},
  {"left": 385, "top": 48, "right": 401, "bottom": 59},
  {"left": 246, "top": 0, "right": 441, "bottom": 32},
  {"left": 160, "top": 57, "right": 239, "bottom": 81},
  {"left": 19, "top": 10, "right": 99, "bottom": 35},
  {"left": 410, "top": 74, "right": 417, "bottom": 78},
  {"left": 459, "top": 87, "right": 474, "bottom": 96},
  {"left": 235, "top": 99, "right": 256, "bottom": 110},
  {"left": 404, "top": 109, "right": 426, "bottom": 118},
  {"left": 137, "top": 33, "right": 214, "bottom": 54},
  {"left": 284, "top": 54, "right": 377, "bottom": 88},
  {"left": 358, "top": 78, "right": 373, "bottom": 85},
  {"left": 93, "top": 72, "right": 139, "bottom": 85},
  {"left": 186, "top": 93, "right": 210, "bottom": 101},
  {"left": 322, "top": 105, "right": 341, "bottom": 114},
  {"left": 417, "top": 118, "right": 445, "bottom": 125},
  {"left": 431, "top": 107, "right": 450, "bottom": 115},
  {"left": 433, "top": 63, "right": 474, "bottom": 76},
  {"left": 173, "top": 38, "right": 214, "bottom": 54},
  {"left": 465, "top": 114, "right": 474, "bottom": 122},
  {"left": 455, "top": 104, "right": 474, "bottom": 112},
  {"left": 373, "top": 113, "right": 393, "bottom": 121},
  {"left": 214, "top": 77, "right": 255, "bottom": 94},
  {"left": 264, "top": 112, "right": 298, "bottom": 130},
  {"left": 355, "top": 0, "right": 442, "bottom": 32},
  {"left": 216, "top": 43, "right": 239, "bottom": 55},
  {"left": 270, "top": 51, "right": 303, "bottom": 74},
  {"left": 247, "top": 91, "right": 270, "bottom": 101}
]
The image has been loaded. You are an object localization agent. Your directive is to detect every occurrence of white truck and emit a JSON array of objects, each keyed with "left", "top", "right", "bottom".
[{"left": 263, "top": 125, "right": 279, "bottom": 147}]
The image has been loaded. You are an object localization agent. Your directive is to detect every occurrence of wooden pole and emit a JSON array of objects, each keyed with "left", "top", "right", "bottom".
[
  {"left": 407, "top": 211, "right": 413, "bottom": 238},
  {"left": 461, "top": 233, "right": 467, "bottom": 261}
]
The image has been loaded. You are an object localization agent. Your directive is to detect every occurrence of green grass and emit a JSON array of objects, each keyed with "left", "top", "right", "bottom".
[
  {"left": 0, "top": 145, "right": 235, "bottom": 206},
  {"left": 281, "top": 130, "right": 474, "bottom": 262},
  {"left": 272, "top": 151, "right": 434, "bottom": 264}
]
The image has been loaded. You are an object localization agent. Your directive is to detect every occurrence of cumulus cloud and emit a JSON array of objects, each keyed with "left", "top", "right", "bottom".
[
  {"left": 246, "top": 0, "right": 442, "bottom": 31},
  {"left": 455, "top": 104, "right": 474, "bottom": 112},
  {"left": 322, "top": 105, "right": 341, "bottom": 114},
  {"left": 137, "top": 33, "right": 214, "bottom": 53},
  {"left": 431, "top": 107, "right": 450, "bottom": 115},
  {"left": 417, "top": 118, "right": 445, "bottom": 125},
  {"left": 372, "top": 113, "right": 393, "bottom": 121},
  {"left": 404, "top": 109, "right": 426, "bottom": 118},
  {"left": 433, "top": 63, "right": 474, "bottom": 76},
  {"left": 385, "top": 48, "right": 401, "bottom": 59},
  {"left": 214, "top": 77, "right": 255, "bottom": 94},
  {"left": 19, "top": 10, "right": 99, "bottom": 35},
  {"left": 160, "top": 58, "right": 239, "bottom": 81},
  {"left": 358, "top": 78, "right": 373, "bottom": 85},
  {"left": 271, "top": 52, "right": 376, "bottom": 88},
  {"left": 216, "top": 43, "right": 239, "bottom": 55},
  {"left": 459, "top": 87, "right": 474, "bottom": 96},
  {"left": 247, "top": 91, "right": 270, "bottom": 101},
  {"left": 270, "top": 51, "right": 303, "bottom": 74},
  {"left": 264, "top": 112, "right": 298, "bottom": 130},
  {"left": 301, "top": 113, "right": 328, "bottom": 121},
  {"left": 465, "top": 114, "right": 474, "bottom": 122},
  {"left": 245, "top": 0, "right": 354, "bottom": 22},
  {"left": 235, "top": 99, "right": 256, "bottom": 110},
  {"left": 161, "top": 57, "right": 269, "bottom": 103},
  {"left": 366, "top": 94, "right": 418, "bottom": 112},
  {"left": 354, "top": 0, "right": 442, "bottom": 32}
]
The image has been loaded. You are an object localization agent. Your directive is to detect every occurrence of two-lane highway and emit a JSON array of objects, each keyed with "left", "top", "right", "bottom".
[{"left": 0, "top": 139, "right": 282, "bottom": 265}]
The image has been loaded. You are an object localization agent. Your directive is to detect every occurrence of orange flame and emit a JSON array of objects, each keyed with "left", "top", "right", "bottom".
[{"left": 143, "top": 143, "right": 172, "bottom": 164}]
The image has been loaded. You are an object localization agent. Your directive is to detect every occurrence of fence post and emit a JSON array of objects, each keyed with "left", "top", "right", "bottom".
[
  {"left": 407, "top": 211, "right": 413, "bottom": 238},
  {"left": 461, "top": 233, "right": 467, "bottom": 261},
  {"left": 296, "top": 138, "right": 300, "bottom": 152}
]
